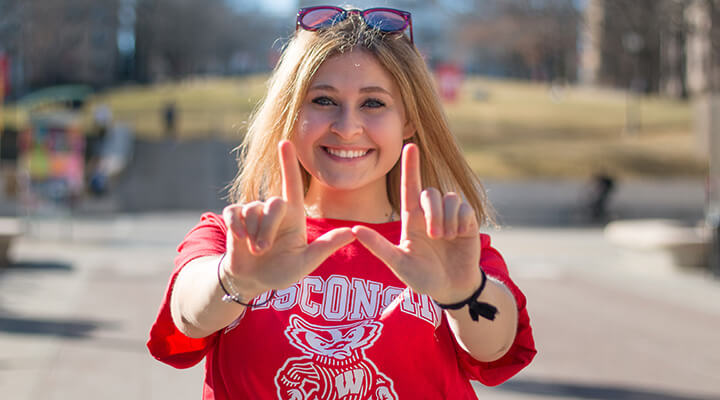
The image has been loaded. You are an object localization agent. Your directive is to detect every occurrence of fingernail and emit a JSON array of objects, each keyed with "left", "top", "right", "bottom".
[{"left": 255, "top": 240, "right": 267, "bottom": 251}]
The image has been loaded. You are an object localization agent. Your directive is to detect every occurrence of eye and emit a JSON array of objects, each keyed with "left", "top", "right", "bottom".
[
  {"left": 363, "top": 98, "right": 385, "bottom": 109},
  {"left": 311, "top": 96, "right": 336, "bottom": 106}
]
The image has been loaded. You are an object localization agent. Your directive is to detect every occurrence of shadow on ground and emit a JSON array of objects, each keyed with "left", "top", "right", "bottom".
[
  {"left": 6, "top": 260, "right": 73, "bottom": 272},
  {"left": 0, "top": 316, "right": 108, "bottom": 338},
  {"left": 497, "top": 379, "right": 718, "bottom": 400}
]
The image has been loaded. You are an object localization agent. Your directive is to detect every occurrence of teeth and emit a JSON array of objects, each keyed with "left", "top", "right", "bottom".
[{"left": 326, "top": 148, "right": 368, "bottom": 159}]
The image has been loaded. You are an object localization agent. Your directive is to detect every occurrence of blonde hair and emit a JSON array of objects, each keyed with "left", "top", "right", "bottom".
[{"left": 229, "top": 15, "right": 495, "bottom": 225}]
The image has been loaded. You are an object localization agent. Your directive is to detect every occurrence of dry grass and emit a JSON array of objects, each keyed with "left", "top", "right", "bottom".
[
  {"left": 2, "top": 76, "right": 707, "bottom": 179},
  {"left": 447, "top": 78, "right": 705, "bottom": 179},
  {"left": 87, "top": 76, "right": 269, "bottom": 140}
]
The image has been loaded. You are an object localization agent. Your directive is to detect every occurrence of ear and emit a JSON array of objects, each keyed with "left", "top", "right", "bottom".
[{"left": 402, "top": 119, "right": 416, "bottom": 140}]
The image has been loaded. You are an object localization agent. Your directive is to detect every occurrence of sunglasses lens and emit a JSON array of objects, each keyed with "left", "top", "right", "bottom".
[
  {"left": 301, "top": 8, "right": 345, "bottom": 30},
  {"left": 364, "top": 10, "right": 408, "bottom": 32}
]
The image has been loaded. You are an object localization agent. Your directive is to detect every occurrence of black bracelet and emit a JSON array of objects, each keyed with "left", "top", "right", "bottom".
[
  {"left": 433, "top": 268, "right": 498, "bottom": 321},
  {"left": 217, "top": 253, "right": 276, "bottom": 307}
]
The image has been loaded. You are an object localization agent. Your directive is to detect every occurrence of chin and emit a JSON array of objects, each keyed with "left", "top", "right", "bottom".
[{"left": 314, "top": 174, "right": 380, "bottom": 192}]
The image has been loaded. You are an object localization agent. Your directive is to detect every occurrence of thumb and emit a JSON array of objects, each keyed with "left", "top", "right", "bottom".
[
  {"left": 304, "top": 227, "right": 355, "bottom": 267},
  {"left": 352, "top": 225, "right": 401, "bottom": 268}
]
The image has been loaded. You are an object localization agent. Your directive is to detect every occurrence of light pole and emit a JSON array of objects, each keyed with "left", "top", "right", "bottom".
[
  {"left": 622, "top": 31, "right": 644, "bottom": 135},
  {"left": 705, "top": 94, "right": 720, "bottom": 278}
]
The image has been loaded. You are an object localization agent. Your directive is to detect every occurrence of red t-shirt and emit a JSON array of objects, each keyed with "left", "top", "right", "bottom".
[{"left": 148, "top": 213, "right": 536, "bottom": 399}]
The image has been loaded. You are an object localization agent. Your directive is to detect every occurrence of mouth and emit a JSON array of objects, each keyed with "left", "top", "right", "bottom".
[{"left": 322, "top": 146, "right": 372, "bottom": 160}]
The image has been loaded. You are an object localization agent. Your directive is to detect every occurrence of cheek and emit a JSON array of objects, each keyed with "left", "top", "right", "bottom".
[
  {"left": 297, "top": 121, "right": 312, "bottom": 142},
  {"left": 296, "top": 115, "right": 312, "bottom": 137},
  {"left": 296, "top": 109, "right": 326, "bottom": 137},
  {"left": 366, "top": 114, "right": 406, "bottom": 143}
]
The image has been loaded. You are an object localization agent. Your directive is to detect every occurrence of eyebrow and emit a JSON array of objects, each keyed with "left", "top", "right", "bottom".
[{"left": 309, "top": 84, "right": 392, "bottom": 96}]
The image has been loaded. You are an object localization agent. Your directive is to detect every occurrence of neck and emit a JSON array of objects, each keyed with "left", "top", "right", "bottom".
[{"left": 305, "top": 181, "right": 395, "bottom": 223}]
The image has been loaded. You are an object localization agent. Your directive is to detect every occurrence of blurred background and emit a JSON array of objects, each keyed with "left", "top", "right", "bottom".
[{"left": 0, "top": 1, "right": 719, "bottom": 399}]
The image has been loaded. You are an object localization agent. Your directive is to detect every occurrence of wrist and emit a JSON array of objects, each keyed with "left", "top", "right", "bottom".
[
  {"left": 433, "top": 268, "right": 498, "bottom": 322},
  {"left": 434, "top": 267, "right": 483, "bottom": 305},
  {"left": 218, "top": 254, "right": 268, "bottom": 305}
]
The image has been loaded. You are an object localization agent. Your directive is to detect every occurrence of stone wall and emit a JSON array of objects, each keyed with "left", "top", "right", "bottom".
[{"left": 115, "top": 139, "right": 238, "bottom": 212}]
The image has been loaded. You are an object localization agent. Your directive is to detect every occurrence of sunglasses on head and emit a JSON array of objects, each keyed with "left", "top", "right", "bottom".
[{"left": 296, "top": 5, "right": 413, "bottom": 43}]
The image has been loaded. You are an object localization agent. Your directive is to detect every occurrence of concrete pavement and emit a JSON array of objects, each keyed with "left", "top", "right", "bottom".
[
  {"left": 1, "top": 179, "right": 719, "bottom": 399},
  {"left": 0, "top": 213, "right": 205, "bottom": 400},
  {"left": 473, "top": 226, "right": 720, "bottom": 400}
]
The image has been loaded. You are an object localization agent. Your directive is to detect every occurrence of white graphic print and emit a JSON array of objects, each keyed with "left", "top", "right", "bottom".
[
  {"left": 275, "top": 315, "right": 398, "bottom": 400},
  {"left": 249, "top": 276, "right": 441, "bottom": 327}
]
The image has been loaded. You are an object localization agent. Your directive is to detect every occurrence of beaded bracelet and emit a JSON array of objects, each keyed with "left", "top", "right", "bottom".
[
  {"left": 216, "top": 253, "right": 276, "bottom": 307},
  {"left": 433, "top": 268, "right": 498, "bottom": 321}
]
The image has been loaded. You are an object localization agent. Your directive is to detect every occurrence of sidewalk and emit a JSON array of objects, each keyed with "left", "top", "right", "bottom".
[
  {"left": 474, "top": 226, "right": 720, "bottom": 400},
  {"left": 1, "top": 179, "right": 719, "bottom": 399},
  {"left": 0, "top": 213, "right": 205, "bottom": 400}
]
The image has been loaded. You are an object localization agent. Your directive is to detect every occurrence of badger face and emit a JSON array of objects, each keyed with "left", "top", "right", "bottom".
[{"left": 285, "top": 315, "right": 383, "bottom": 360}]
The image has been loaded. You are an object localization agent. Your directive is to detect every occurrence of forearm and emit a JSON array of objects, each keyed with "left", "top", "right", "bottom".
[
  {"left": 446, "top": 277, "right": 518, "bottom": 362},
  {"left": 170, "top": 254, "right": 247, "bottom": 339}
]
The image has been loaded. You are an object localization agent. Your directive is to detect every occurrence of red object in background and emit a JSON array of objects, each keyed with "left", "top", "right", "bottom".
[
  {"left": 0, "top": 53, "right": 9, "bottom": 97},
  {"left": 435, "top": 62, "right": 463, "bottom": 102}
]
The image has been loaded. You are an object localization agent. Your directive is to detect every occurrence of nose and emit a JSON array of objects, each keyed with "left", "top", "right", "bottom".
[{"left": 330, "top": 106, "right": 362, "bottom": 139}]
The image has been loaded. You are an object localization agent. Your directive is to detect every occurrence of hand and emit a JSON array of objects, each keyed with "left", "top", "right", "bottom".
[
  {"left": 222, "top": 140, "right": 355, "bottom": 300},
  {"left": 352, "top": 144, "right": 482, "bottom": 304}
]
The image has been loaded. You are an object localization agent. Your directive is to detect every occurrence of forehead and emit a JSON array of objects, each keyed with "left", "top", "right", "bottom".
[{"left": 310, "top": 50, "right": 398, "bottom": 92}]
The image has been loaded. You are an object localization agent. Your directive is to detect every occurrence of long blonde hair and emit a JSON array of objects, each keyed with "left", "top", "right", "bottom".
[{"left": 229, "top": 14, "right": 495, "bottom": 225}]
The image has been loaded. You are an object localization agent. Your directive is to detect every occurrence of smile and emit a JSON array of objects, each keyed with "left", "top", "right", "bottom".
[{"left": 323, "top": 147, "right": 371, "bottom": 159}]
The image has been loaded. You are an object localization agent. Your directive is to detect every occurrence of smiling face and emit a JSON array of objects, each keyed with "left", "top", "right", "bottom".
[{"left": 293, "top": 49, "right": 415, "bottom": 201}]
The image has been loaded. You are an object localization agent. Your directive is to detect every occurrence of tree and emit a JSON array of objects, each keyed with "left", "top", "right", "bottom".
[
  {"left": 135, "top": 0, "right": 222, "bottom": 80},
  {"left": 454, "top": 0, "right": 580, "bottom": 81},
  {"left": 0, "top": 0, "right": 119, "bottom": 90},
  {"left": 133, "top": 0, "right": 285, "bottom": 81}
]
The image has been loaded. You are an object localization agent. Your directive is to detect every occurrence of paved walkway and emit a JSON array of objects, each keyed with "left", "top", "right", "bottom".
[
  {"left": 473, "top": 226, "right": 720, "bottom": 400},
  {"left": 0, "top": 212, "right": 718, "bottom": 400},
  {"left": 0, "top": 178, "right": 718, "bottom": 399}
]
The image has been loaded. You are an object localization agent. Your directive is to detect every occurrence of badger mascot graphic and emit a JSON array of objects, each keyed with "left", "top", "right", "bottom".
[{"left": 274, "top": 315, "right": 398, "bottom": 400}]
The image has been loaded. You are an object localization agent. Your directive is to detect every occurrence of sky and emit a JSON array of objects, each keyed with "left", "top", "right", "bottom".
[
  {"left": 226, "top": 0, "right": 587, "bottom": 16},
  {"left": 227, "top": 0, "right": 297, "bottom": 16}
]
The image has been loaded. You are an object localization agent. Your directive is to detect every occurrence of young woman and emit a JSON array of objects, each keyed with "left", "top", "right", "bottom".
[{"left": 148, "top": 6, "right": 536, "bottom": 399}]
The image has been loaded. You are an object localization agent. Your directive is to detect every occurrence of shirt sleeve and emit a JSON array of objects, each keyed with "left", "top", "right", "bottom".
[
  {"left": 146, "top": 212, "right": 228, "bottom": 369},
  {"left": 452, "top": 233, "right": 537, "bottom": 386}
]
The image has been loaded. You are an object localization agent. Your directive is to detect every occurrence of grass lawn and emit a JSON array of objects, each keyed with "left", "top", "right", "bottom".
[
  {"left": 3, "top": 76, "right": 707, "bottom": 180},
  {"left": 88, "top": 76, "right": 269, "bottom": 139},
  {"left": 449, "top": 79, "right": 705, "bottom": 179}
]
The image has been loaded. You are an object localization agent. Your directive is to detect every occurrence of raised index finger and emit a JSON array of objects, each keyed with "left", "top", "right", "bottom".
[
  {"left": 401, "top": 143, "right": 422, "bottom": 213},
  {"left": 279, "top": 140, "right": 304, "bottom": 207}
]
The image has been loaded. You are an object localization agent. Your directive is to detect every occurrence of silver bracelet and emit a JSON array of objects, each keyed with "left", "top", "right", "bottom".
[{"left": 216, "top": 253, "right": 275, "bottom": 307}]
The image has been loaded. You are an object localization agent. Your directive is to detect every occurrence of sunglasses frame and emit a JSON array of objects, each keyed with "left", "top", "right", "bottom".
[{"left": 296, "top": 5, "right": 414, "bottom": 43}]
